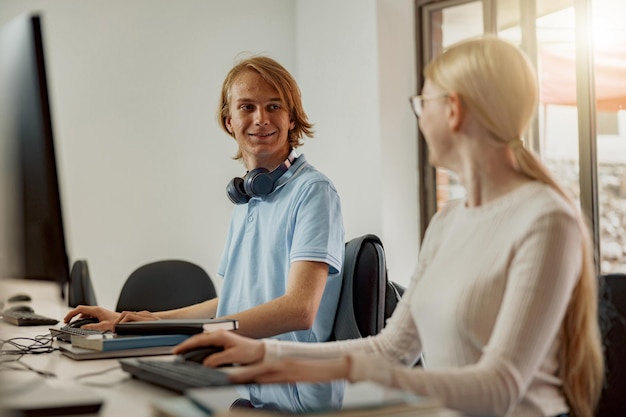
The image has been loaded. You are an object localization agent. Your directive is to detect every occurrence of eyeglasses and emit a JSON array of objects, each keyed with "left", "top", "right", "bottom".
[{"left": 409, "top": 93, "right": 449, "bottom": 118}]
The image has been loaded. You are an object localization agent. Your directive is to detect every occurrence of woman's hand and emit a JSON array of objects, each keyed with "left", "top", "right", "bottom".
[
  {"left": 63, "top": 306, "right": 120, "bottom": 332},
  {"left": 172, "top": 329, "right": 265, "bottom": 367},
  {"left": 228, "top": 357, "right": 351, "bottom": 385}
]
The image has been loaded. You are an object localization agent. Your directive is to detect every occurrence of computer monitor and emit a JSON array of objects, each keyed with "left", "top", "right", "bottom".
[{"left": 0, "top": 14, "right": 70, "bottom": 299}]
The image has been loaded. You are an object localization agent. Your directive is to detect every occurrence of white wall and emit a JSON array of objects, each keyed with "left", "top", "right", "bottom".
[
  {"left": 294, "top": 0, "right": 418, "bottom": 288},
  {"left": 0, "top": 0, "right": 418, "bottom": 309},
  {"left": 375, "top": 0, "right": 419, "bottom": 284}
]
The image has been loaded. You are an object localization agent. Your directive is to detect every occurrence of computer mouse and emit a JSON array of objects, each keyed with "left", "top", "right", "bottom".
[
  {"left": 4, "top": 305, "right": 34, "bottom": 313},
  {"left": 7, "top": 293, "right": 32, "bottom": 302},
  {"left": 177, "top": 346, "right": 224, "bottom": 364},
  {"left": 69, "top": 317, "right": 100, "bottom": 328}
]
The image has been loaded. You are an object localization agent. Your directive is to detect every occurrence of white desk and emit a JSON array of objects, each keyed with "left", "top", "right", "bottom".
[
  {"left": 0, "top": 278, "right": 461, "bottom": 417},
  {"left": 0, "top": 278, "right": 239, "bottom": 417}
]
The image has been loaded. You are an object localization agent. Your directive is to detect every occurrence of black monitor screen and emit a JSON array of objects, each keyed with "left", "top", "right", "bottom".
[{"left": 0, "top": 14, "right": 69, "bottom": 298}]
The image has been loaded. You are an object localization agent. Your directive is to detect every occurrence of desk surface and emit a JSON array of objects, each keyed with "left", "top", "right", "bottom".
[
  {"left": 0, "top": 278, "right": 461, "bottom": 417},
  {"left": 1, "top": 277, "right": 240, "bottom": 417}
]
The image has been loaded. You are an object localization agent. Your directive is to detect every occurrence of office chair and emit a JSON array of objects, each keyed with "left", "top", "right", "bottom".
[
  {"left": 332, "top": 234, "right": 401, "bottom": 341},
  {"left": 596, "top": 273, "right": 626, "bottom": 416},
  {"left": 115, "top": 260, "right": 217, "bottom": 312},
  {"left": 68, "top": 259, "right": 98, "bottom": 307}
]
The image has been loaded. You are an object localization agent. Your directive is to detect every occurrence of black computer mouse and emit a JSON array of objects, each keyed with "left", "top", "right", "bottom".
[
  {"left": 4, "top": 305, "right": 34, "bottom": 313},
  {"left": 69, "top": 317, "right": 100, "bottom": 328},
  {"left": 178, "top": 346, "right": 224, "bottom": 364},
  {"left": 7, "top": 293, "right": 32, "bottom": 302}
]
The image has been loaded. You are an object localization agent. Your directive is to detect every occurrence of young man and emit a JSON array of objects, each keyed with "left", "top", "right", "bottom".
[{"left": 65, "top": 56, "right": 345, "bottom": 412}]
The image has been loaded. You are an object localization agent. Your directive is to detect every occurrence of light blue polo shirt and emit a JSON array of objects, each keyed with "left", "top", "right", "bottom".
[{"left": 217, "top": 154, "right": 345, "bottom": 412}]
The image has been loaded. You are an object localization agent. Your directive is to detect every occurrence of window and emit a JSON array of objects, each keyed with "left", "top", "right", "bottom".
[{"left": 416, "top": 0, "right": 626, "bottom": 274}]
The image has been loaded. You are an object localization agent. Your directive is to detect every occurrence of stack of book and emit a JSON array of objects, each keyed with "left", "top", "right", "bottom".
[
  {"left": 70, "top": 333, "right": 190, "bottom": 352},
  {"left": 60, "top": 318, "right": 238, "bottom": 360}
]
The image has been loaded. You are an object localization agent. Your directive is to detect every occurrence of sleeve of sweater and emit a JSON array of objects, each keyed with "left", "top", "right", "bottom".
[
  {"left": 262, "top": 203, "right": 449, "bottom": 365},
  {"left": 263, "top": 266, "right": 424, "bottom": 365},
  {"left": 349, "top": 211, "right": 582, "bottom": 416}
]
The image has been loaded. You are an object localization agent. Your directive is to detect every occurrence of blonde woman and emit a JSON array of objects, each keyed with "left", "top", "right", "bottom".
[{"left": 174, "top": 37, "right": 604, "bottom": 417}]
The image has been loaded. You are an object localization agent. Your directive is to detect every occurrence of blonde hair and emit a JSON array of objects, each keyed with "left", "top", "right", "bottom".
[
  {"left": 217, "top": 55, "right": 314, "bottom": 160},
  {"left": 425, "top": 36, "right": 604, "bottom": 417}
]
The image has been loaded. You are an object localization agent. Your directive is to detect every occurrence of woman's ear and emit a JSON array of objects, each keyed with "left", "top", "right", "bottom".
[{"left": 447, "top": 92, "right": 464, "bottom": 131}]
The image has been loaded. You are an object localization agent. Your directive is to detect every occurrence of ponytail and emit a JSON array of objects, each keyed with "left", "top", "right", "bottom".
[{"left": 513, "top": 145, "right": 604, "bottom": 417}]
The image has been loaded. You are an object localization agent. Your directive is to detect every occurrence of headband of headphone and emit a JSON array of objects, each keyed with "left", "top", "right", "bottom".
[{"left": 226, "top": 151, "right": 298, "bottom": 204}]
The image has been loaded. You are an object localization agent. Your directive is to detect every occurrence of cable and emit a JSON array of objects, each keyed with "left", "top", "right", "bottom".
[
  {"left": 74, "top": 364, "right": 130, "bottom": 387},
  {"left": 0, "top": 333, "right": 58, "bottom": 356},
  {"left": 0, "top": 359, "right": 56, "bottom": 378},
  {"left": 0, "top": 333, "right": 58, "bottom": 378}
]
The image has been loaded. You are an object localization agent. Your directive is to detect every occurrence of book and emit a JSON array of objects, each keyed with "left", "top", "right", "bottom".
[
  {"left": 115, "top": 318, "right": 238, "bottom": 335},
  {"left": 70, "top": 333, "right": 189, "bottom": 352},
  {"left": 59, "top": 344, "right": 175, "bottom": 360},
  {"left": 213, "top": 403, "right": 457, "bottom": 417},
  {"left": 152, "top": 396, "right": 211, "bottom": 417},
  {"left": 178, "top": 381, "right": 455, "bottom": 417}
]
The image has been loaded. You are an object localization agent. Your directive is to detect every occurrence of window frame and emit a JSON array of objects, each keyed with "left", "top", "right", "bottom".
[{"left": 414, "top": 0, "right": 600, "bottom": 274}]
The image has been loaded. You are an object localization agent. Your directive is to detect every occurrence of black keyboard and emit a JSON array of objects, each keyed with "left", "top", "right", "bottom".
[
  {"left": 119, "top": 358, "right": 232, "bottom": 393},
  {"left": 51, "top": 325, "right": 108, "bottom": 342},
  {"left": 2, "top": 310, "right": 59, "bottom": 326}
]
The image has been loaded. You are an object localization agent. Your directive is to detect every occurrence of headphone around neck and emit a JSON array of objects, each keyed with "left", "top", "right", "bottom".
[{"left": 226, "top": 151, "right": 298, "bottom": 204}]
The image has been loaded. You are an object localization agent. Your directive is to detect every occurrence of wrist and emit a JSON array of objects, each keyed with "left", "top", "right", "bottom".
[
  {"left": 342, "top": 355, "right": 352, "bottom": 380},
  {"left": 255, "top": 340, "right": 267, "bottom": 363}
]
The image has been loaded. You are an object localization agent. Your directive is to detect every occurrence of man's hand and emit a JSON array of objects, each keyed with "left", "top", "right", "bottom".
[
  {"left": 115, "top": 310, "right": 162, "bottom": 325},
  {"left": 63, "top": 306, "right": 120, "bottom": 332}
]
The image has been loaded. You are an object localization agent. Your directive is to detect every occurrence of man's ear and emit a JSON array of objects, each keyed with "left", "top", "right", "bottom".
[
  {"left": 225, "top": 116, "right": 234, "bottom": 134},
  {"left": 447, "top": 92, "right": 464, "bottom": 131}
]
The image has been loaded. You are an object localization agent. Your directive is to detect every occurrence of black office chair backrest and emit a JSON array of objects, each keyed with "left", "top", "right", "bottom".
[
  {"left": 596, "top": 273, "right": 626, "bottom": 416},
  {"left": 115, "top": 259, "right": 217, "bottom": 312},
  {"left": 332, "top": 234, "right": 402, "bottom": 341},
  {"left": 68, "top": 259, "right": 98, "bottom": 307}
]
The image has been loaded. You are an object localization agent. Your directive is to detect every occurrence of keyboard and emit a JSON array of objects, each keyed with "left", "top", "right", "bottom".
[
  {"left": 119, "top": 358, "right": 232, "bottom": 393},
  {"left": 2, "top": 310, "right": 59, "bottom": 326},
  {"left": 51, "top": 325, "right": 108, "bottom": 342}
]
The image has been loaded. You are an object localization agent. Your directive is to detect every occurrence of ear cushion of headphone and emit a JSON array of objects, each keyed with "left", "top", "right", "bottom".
[
  {"left": 244, "top": 168, "right": 274, "bottom": 197},
  {"left": 226, "top": 177, "right": 250, "bottom": 204}
]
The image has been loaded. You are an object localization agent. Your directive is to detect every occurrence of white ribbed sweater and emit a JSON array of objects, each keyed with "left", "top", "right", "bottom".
[{"left": 264, "top": 181, "right": 582, "bottom": 417}]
